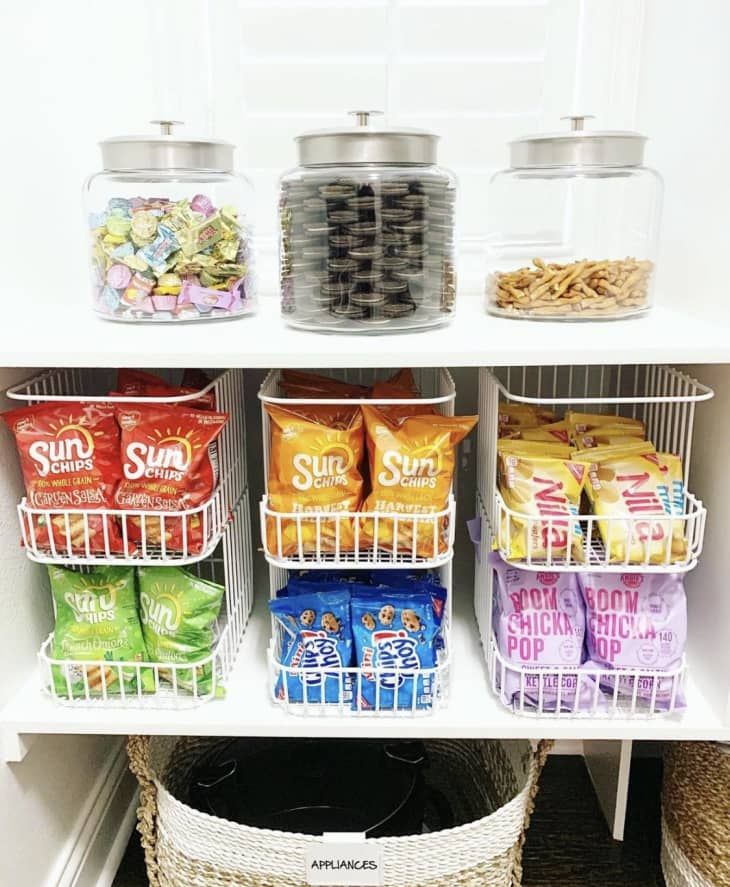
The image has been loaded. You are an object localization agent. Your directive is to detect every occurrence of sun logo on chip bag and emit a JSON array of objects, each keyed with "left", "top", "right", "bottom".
[
  {"left": 28, "top": 419, "right": 100, "bottom": 477},
  {"left": 139, "top": 584, "right": 184, "bottom": 636},
  {"left": 64, "top": 581, "right": 118, "bottom": 625},
  {"left": 123, "top": 427, "right": 203, "bottom": 481},
  {"left": 291, "top": 441, "right": 356, "bottom": 491}
]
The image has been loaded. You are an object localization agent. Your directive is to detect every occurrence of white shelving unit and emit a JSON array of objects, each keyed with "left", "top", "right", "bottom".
[
  {"left": 2, "top": 298, "right": 730, "bottom": 368},
  {"left": 3, "top": 576, "right": 727, "bottom": 763}
]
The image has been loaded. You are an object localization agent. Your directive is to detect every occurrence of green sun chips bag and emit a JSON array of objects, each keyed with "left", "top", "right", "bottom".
[
  {"left": 48, "top": 565, "right": 153, "bottom": 698},
  {"left": 137, "top": 566, "right": 225, "bottom": 697}
]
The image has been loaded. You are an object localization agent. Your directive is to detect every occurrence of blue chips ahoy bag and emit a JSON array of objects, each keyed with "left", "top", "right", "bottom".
[
  {"left": 269, "top": 589, "right": 353, "bottom": 704},
  {"left": 351, "top": 590, "right": 440, "bottom": 712}
]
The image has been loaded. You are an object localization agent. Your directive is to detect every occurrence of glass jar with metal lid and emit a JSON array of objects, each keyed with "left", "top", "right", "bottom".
[
  {"left": 279, "top": 111, "right": 456, "bottom": 333},
  {"left": 84, "top": 121, "right": 255, "bottom": 322},
  {"left": 485, "top": 116, "right": 662, "bottom": 320}
]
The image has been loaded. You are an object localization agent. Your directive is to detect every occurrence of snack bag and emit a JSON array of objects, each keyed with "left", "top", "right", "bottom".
[
  {"left": 498, "top": 403, "right": 555, "bottom": 431},
  {"left": 265, "top": 404, "right": 365, "bottom": 556},
  {"left": 565, "top": 410, "right": 645, "bottom": 436},
  {"left": 497, "top": 440, "right": 589, "bottom": 562},
  {"left": 269, "top": 589, "right": 353, "bottom": 704},
  {"left": 48, "top": 565, "right": 153, "bottom": 698},
  {"left": 497, "top": 439, "right": 573, "bottom": 459},
  {"left": 279, "top": 370, "right": 370, "bottom": 399},
  {"left": 580, "top": 572, "right": 686, "bottom": 710},
  {"left": 137, "top": 566, "right": 225, "bottom": 696},
  {"left": 519, "top": 421, "right": 571, "bottom": 444},
  {"left": 572, "top": 425, "right": 645, "bottom": 450},
  {"left": 2, "top": 402, "right": 126, "bottom": 555},
  {"left": 115, "top": 404, "right": 228, "bottom": 553},
  {"left": 116, "top": 368, "right": 216, "bottom": 410},
  {"left": 359, "top": 406, "right": 477, "bottom": 557},
  {"left": 351, "top": 590, "right": 441, "bottom": 711},
  {"left": 579, "top": 441, "right": 687, "bottom": 564},
  {"left": 490, "top": 554, "right": 603, "bottom": 712},
  {"left": 370, "top": 375, "right": 438, "bottom": 424}
]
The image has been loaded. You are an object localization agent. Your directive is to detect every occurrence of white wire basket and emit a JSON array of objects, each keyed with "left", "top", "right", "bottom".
[
  {"left": 6, "top": 368, "right": 246, "bottom": 566},
  {"left": 487, "top": 634, "right": 686, "bottom": 718},
  {"left": 478, "top": 365, "right": 712, "bottom": 573},
  {"left": 473, "top": 494, "right": 687, "bottom": 718},
  {"left": 266, "top": 561, "right": 452, "bottom": 717},
  {"left": 38, "top": 490, "right": 254, "bottom": 708},
  {"left": 258, "top": 367, "right": 457, "bottom": 568},
  {"left": 260, "top": 494, "right": 456, "bottom": 569},
  {"left": 494, "top": 489, "right": 706, "bottom": 572}
]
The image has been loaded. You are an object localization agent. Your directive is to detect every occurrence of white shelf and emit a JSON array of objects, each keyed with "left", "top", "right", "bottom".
[
  {"left": 1, "top": 297, "right": 728, "bottom": 369},
  {"left": 2, "top": 578, "right": 727, "bottom": 761}
]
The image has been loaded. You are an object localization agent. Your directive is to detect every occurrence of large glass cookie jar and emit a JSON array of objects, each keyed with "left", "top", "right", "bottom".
[
  {"left": 279, "top": 111, "right": 457, "bottom": 333},
  {"left": 485, "top": 116, "right": 663, "bottom": 321},
  {"left": 84, "top": 121, "right": 255, "bottom": 322}
]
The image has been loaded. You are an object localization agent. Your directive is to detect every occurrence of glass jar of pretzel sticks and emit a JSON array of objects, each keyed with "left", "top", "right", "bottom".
[
  {"left": 279, "top": 111, "right": 457, "bottom": 333},
  {"left": 485, "top": 116, "right": 663, "bottom": 320}
]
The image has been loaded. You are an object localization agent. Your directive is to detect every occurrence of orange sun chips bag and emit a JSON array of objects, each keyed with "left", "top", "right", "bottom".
[
  {"left": 265, "top": 404, "right": 365, "bottom": 557},
  {"left": 359, "top": 405, "right": 477, "bottom": 558}
]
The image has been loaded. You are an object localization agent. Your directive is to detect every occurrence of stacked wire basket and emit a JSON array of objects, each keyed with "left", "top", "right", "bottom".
[
  {"left": 474, "top": 364, "right": 712, "bottom": 718},
  {"left": 259, "top": 367, "right": 458, "bottom": 716},
  {"left": 7, "top": 368, "right": 254, "bottom": 707}
]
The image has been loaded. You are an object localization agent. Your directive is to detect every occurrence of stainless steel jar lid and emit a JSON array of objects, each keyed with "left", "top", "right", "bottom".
[
  {"left": 100, "top": 120, "right": 234, "bottom": 172},
  {"left": 296, "top": 111, "right": 439, "bottom": 167},
  {"left": 510, "top": 116, "right": 647, "bottom": 169}
]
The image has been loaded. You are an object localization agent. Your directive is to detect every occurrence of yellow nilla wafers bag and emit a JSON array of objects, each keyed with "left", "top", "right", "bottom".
[
  {"left": 578, "top": 441, "right": 688, "bottom": 564},
  {"left": 360, "top": 405, "right": 477, "bottom": 557},
  {"left": 497, "top": 440, "right": 589, "bottom": 562},
  {"left": 265, "top": 404, "right": 365, "bottom": 556},
  {"left": 565, "top": 410, "right": 645, "bottom": 435}
]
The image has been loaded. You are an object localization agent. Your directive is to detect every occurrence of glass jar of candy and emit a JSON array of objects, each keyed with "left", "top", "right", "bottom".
[
  {"left": 280, "top": 111, "right": 457, "bottom": 333},
  {"left": 84, "top": 121, "right": 255, "bottom": 322},
  {"left": 485, "top": 116, "right": 663, "bottom": 321}
]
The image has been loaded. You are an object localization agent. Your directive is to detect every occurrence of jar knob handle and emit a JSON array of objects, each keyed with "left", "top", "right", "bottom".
[
  {"left": 560, "top": 114, "right": 596, "bottom": 131},
  {"left": 150, "top": 119, "right": 184, "bottom": 135},
  {"left": 348, "top": 110, "right": 384, "bottom": 128}
]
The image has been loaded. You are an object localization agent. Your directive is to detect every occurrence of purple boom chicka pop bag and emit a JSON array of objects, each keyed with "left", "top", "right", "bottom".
[
  {"left": 580, "top": 572, "right": 687, "bottom": 711},
  {"left": 489, "top": 553, "right": 604, "bottom": 712}
]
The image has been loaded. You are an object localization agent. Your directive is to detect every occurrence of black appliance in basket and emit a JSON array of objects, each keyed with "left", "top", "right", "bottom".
[{"left": 188, "top": 738, "right": 453, "bottom": 837}]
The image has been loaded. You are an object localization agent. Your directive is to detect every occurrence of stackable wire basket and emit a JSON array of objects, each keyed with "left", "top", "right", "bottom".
[
  {"left": 7, "top": 367, "right": 254, "bottom": 708},
  {"left": 259, "top": 368, "right": 458, "bottom": 717},
  {"left": 474, "top": 364, "right": 712, "bottom": 718}
]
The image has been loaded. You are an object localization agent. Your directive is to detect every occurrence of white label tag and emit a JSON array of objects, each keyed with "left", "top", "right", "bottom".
[{"left": 305, "top": 840, "right": 383, "bottom": 886}]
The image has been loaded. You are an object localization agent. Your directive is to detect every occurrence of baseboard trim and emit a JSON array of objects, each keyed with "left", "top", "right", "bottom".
[{"left": 49, "top": 739, "right": 139, "bottom": 887}]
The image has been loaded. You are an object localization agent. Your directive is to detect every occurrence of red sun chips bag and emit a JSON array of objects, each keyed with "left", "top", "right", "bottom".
[
  {"left": 2, "top": 402, "right": 126, "bottom": 555},
  {"left": 114, "top": 404, "right": 228, "bottom": 553},
  {"left": 115, "top": 368, "right": 216, "bottom": 411}
]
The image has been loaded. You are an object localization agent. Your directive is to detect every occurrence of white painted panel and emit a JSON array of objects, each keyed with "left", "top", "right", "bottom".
[
  {"left": 396, "top": 60, "right": 544, "bottom": 113},
  {"left": 241, "top": 4, "right": 390, "bottom": 56},
  {"left": 398, "top": 3, "right": 548, "bottom": 57},
  {"left": 583, "top": 740, "right": 633, "bottom": 842}
]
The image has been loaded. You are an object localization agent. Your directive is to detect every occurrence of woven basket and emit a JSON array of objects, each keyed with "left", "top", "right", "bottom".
[
  {"left": 127, "top": 735, "right": 552, "bottom": 887},
  {"left": 662, "top": 742, "right": 730, "bottom": 887}
]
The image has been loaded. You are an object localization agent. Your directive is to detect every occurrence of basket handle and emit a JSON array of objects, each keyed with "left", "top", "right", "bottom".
[
  {"left": 511, "top": 739, "right": 554, "bottom": 886},
  {"left": 127, "top": 735, "right": 162, "bottom": 887}
]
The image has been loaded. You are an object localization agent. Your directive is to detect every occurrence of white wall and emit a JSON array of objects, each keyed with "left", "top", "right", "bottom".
[
  {"left": 0, "top": 368, "right": 119, "bottom": 887},
  {"left": 1, "top": 0, "right": 660, "bottom": 300},
  {"left": 636, "top": 0, "right": 730, "bottom": 317}
]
